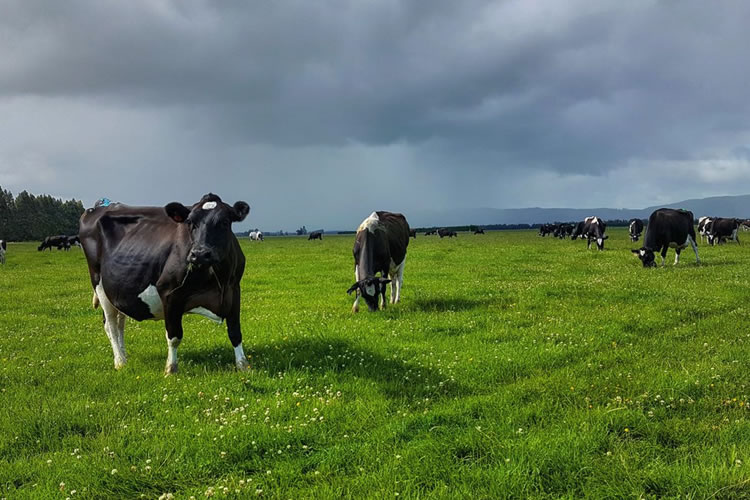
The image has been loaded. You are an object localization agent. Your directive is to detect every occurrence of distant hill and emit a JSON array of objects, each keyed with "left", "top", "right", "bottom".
[{"left": 407, "top": 194, "right": 750, "bottom": 227}]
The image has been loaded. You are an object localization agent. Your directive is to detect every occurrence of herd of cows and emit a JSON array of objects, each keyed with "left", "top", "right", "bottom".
[{"left": 0, "top": 194, "right": 748, "bottom": 374}]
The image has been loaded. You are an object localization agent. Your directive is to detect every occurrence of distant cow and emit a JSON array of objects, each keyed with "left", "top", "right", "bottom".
[
  {"left": 538, "top": 224, "right": 555, "bottom": 236},
  {"left": 79, "top": 193, "right": 251, "bottom": 373},
  {"left": 67, "top": 235, "right": 81, "bottom": 248},
  {"left": 347, "top": 211, "right": 409, "bottom": 312},
  {"left": 632, "top": 208, "right": 699, "bottom": 267},
  {"left": 571, "top": 216, "right": 607, "bottom": 250},
  {"left": 409, "top": 229, "right": 417, "bottom": 239},
  {"left": 424, "top": 230, "right": 437, "bottom": 236},
  {"left": 628, "top": 218, "right": 644, "bottom": 242},
  {"left": 38, "top": 235, "right": 70, "bottom": 251},
  {"left": 0, "top": 240, "right": 6, "bottom": 265},
  {"left": 554, "top": 223, "right": 574, "bottom": 239},
  {"left": 706, "top": 218, "right": 741, "bottom": 246},
  {"left": 308, "top": 231, "right": 323, "bottom": 240},
  {"left": 438, "top": 228, "right": 457, "bottom": 238},
  {"left": 473, "top": 228, "right": 485, "bottom": 234},
  {"left": 249, "top": 230, "right": 264, "bottom": 241},
  {"left": 697, "top": 217, "right": 712, "bottom": 244}
]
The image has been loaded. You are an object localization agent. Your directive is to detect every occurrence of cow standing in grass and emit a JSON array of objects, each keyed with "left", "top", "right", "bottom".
[
  {"left": 697, "top": 217, "right": 712, "bottom": 244},
  {"left": 628, "top": 218, "right": 644, "bottom": 242},
  {"left": 706, "top": 218, "right": 741, "bottom": 246},
  {"left": 0, "top": 240, "right": 6, "bottom": 265},
  {"left": 347, "top": 211, "right": 410, "bottom": 312},
  {"left": 38, "top": 235, "right": 70, "bottom": 251},
  {"left": 572, "top": 216, "right": 607, "bottom": 250},
  {"left": 249, "top": 230, "right": 264, "bottom": 241},
  {"left": 631, "top": 208, "right": 699, "bottom": 267},
  {"left": 308, "top": 231, "right": 323, "bottom": 240},
  {"left": 79, "top": 193, "right": 251, "bottom": 374}
]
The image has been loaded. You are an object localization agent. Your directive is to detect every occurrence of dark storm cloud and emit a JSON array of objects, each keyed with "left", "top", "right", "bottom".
[{"left": 1, "top": 1, "right": 750, "bottom": 228}]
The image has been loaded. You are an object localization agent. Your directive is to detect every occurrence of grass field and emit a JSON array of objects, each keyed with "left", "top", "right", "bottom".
[{"left": 2, "top": 229, "right": 750, "bottom": 499}]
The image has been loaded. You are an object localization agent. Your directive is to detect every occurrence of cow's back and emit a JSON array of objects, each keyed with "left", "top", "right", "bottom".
[{"left": 376, "top": 211, "right": 409, "bottom": 265}]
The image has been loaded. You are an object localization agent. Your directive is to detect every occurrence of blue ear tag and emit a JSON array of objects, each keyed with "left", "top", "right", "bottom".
[{"left": 96, "top": 198, "right": 111, "bottom": 207}]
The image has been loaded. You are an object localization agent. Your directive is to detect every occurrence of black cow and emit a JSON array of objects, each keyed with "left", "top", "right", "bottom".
[
  {"left": 0, "top": 239, "right": 6, "bottom": 265},
  {"left": 79, "top": 193, "right": 251, "bottom": 374},
  {"left": 554, "top": 223, "right": 574, "bottom": 239},
  {"left": 38, "top": 235, "right": 70, "bottom": 251},
  {"left": 473, "top": 228, "right": 485, "bottom": 234},
  {"left": 706, "top": 218, "right": 741, "bottom": 246},
  {"left": 409, "top": 229, "right": 417, "bottom": 239},
  {"left": 631, "top": 208, "right": 699, "bottom": 267},
  {"left": 308, "top": 231, "right": 323, "bottom": 241},
  {"left": 347, "top": 211, "right": 409, "bottom": 312},
  {"left": 539, "top": 224, "right": 555, "bottom": 236},
  {"left": 424, "top": 230, "right": 437, "bottom": 235},
  {"left": 438, "top": 228, "right": 457, "bottom": 238},
  {"left": 571, "top": 216, "right": 607, "bottom": 250},
  {"left": 628, "top": 218, "right": 644, "bottom": 242},
  {"left": 67, "top": 235, "right": 81, "bottom": 248}
]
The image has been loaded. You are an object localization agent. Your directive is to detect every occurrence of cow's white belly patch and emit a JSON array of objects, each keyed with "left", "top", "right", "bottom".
[
  {"left": 138, "top": 285, "right": 164, "bottom": 319},
  {"left": 188, "top": 307, "right": 223, "bottom": 324}
]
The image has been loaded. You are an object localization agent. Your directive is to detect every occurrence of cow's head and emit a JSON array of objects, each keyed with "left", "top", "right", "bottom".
[
  {"left": 631, "top": 248, "right": 657, "bottom": 267},
  {"left": 347, "top": 277, "right": 391, "bottom": 312},
  {"left": 165, "top": 193, "right": 249, "bottom": 268}
]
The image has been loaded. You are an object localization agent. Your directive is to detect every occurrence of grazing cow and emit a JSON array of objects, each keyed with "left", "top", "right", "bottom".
[
  {"left": 347, "top": 211, "right": 409, "bottom": 312},
  {"left": 473, "top": 228, "right": 485, "bottom": 234},
  {"left": 632, "top": 208, "right": 699, "bottom": 267},
  {"left": 79, "top": 193, "right": 251, "bottom": 374},
  {"left": 308, "top": 231, "right": 323, "bottom": 240},
  {"left": 628, "top": 218, "right": 644, "bottom": 242},
  {"left": 706, "top": 218, "right": 741, "bottom": 246},
  {"left": 538, "top": 224, "right": 555, "bottom": 236},
  {"left": 67, "top": 235, "right": 81, "bottom": 248},
  {"left": 249, "top": 230, "right": 264, "bottom": 241},
  {"left": 697, "top": 217, "right": 712, "bottom": 244},
  {"left": 0, "top": 240, "right": 6, "bottom": 265},
  {"left": 409, "top": 229, "right": 417, "bottom": 239},
  {"left": 38, "top": 235, "right": 70, "bottom": 251},
  {"left": 571, "top": 216, "right": 607, "bottom": 250},
  {"left": 424, "top": 230, "right": 437, "bottom": 236},
  {"left": 554, "top": 223, "right": 574, "bottom": 239},
  {"left": 438, "top": 228, "right": 457, "bottom": 238}
]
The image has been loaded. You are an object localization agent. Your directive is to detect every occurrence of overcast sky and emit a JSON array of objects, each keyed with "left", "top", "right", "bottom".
[{"left": 2, "top": 0, "right": 750, "bottom": 230}]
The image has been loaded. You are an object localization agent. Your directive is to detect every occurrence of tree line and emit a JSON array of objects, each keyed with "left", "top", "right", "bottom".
[{"left": 0, "top": 186, "right": 84, "bottom": 242}]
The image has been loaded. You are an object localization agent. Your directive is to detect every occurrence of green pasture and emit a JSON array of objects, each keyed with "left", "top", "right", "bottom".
[{"left": 1, "top": 229, "right": 750, "bottom": 498}]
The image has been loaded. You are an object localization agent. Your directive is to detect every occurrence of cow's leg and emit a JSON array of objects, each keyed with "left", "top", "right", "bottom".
[
  {"left": 688, "top": 235, "right": 700, "bottom": 264},
  {"left": 390, "top": 257, "right": 406, "bottom": 304},
  {"left": 660, "top": 247, "right": 668, "bottom": 266},
  {"left": 95, "top": 283, "right": 127, "bottom": 369},
  {"left": 227, "top": 289, "right": 250, "bottom": 371},
  {"left": 352, "top": 266, "right": 360, "bottom": 313},
  {"left": 116, "top": 312, "right": 126, "bottom": 357},
  {"left": 674, "top": 248, "right": 681, "bottom": 265},
  {"left": 164, "top": 308, "right": 184, "bottom": 375}
]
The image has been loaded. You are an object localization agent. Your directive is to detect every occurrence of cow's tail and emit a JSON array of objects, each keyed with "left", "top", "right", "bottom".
[
  {"left": 92, "top": 292, "right": 100, "bottom": 309},
  {"left": 689, "top": 223, "right": 698, "bottom": 245}
]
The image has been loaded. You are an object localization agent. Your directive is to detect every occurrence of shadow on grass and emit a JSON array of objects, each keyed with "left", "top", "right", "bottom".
[
  {"left": 409, "top": 296, "right": 492, "bottom": 312},
  {"left": 178, "top": 337, "right": 466, "bottom": 400}
]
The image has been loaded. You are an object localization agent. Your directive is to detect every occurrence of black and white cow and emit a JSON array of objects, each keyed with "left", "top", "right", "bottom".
[
  {"left": 424, "top": 230, "right": 437, "bottom": 236},
  {"left": 571, "top": 216, "right": 607, "bottom": 250},
  {"left": 554, "top": 223, "right": 574, "bottom": 239},
  {"left": 249, "top": 230, "right": 264, "bottom": 241},
  {"left": 538, "top": 224, "right": 554, "bottom": 236},
  {"left": 347, "top": 211, "right": 409, "bottom": 312},
  {"left": 631, "top": 208, "right": 699, "bottom": 267},
  {"left": 308, "top": 231, "right": 323, "bottom": 240},
  {"left": 697, "top": 216, "right": 712, "bottom": 244},
  {"left": 0, "top": 240, "right": 6, "bottom": 265},
  {"left": 438, "top": 228, "right": 457, "bottom": 238},
  {"left": 67, "top": 235, "right": 81, "bottom": 248},
  {"left": 628, "top": 218, "right": 644, "bottom": 242},
  {"left": 706, "top": 218, "right": 741, "bottom": 246},
  {"left": 79, "top": 193, "right": 251, "bottom": 374},
  {"left": 38, "top": 235, "right": 70, "bottom": 251},
  {"left": 473, "top": 228, "right": 485, "bottom": 234}
]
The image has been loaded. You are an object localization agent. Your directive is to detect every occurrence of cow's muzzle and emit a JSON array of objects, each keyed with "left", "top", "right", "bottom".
[{"left": 187, "top": 246, "right": 216, "bottom": 267}]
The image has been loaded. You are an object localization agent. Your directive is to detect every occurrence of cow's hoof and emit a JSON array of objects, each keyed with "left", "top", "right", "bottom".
[
  {"left": 164, "top": 363, "right": 178, "bottom": 376},
  {"left": 352, "top": 305, "right": 359, "bottom": 313},
  {"left": 236, "top": 359, "right": 251, "bottom": 371},
  {"left": 114, "top": 359, "right": 126, "bottom": 370}
]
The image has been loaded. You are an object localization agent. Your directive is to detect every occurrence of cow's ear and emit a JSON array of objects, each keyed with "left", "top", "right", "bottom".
[
  {"left": 231, "top": 201, "right": 250, "bottom": 222},
  {"left": 631, "top": 249, "right": 641, "bottom": 256},
  {"left": 165, "top": 202, "right": 190, "bottom": 223},
  {"left": 346, "top": 282, "right": 360, "bottom": 295}
]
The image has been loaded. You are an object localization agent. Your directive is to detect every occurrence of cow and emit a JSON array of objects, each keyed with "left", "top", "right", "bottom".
[
  {"left": 571, "top": 216, "right": 607, "bottom": 250},
  {"left": 424, "top": 230, "right": 437, "bottom": 236},
  {"left": 78, "top": 193, "right": 251, "bottom": 374},
  {"left": 538, "top": 224, "right": 555, "bottom": 236},
  {"left": 347, "top": 211, "right": 409, "bottom": 312},
  {"left": 631, "top": 208, "right": 699, "bottom": 267},
  {"left": 554, "top": 223, "right": 574, "bottom": 239},
  {"left": 697, "top": 216, "right": 712, "bottom": 244},
  {"left": 706, "top": 218, "right": 741, "bottom": 246},
  {"left": 308, "top": 231, "right": 323, "bottom": 240},
  {"left": 0, "top": 240, "right": 6, "bottom": 265},
  {"left": 38, "top": 235, "right": 70, "bottom": 251},
  {"left": 409, "top": 229, "right": 418, "bottom": 239},
  {"left": 628, "top": 218, "right": 644, "bottom": 242},
  {"left": 438, "top": 228, "right": 457, "bottom": 238},
  {"left": 249, "top": 230, "right": 264, "bottom": 241},
  {"left": 473, "top": 228, "right": 485, "bottom": 234},
  {"left": 67, "top": 235, "right": 81, "bottom": 248}
]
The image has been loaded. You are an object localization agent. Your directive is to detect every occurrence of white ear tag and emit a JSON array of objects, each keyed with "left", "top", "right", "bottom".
[{"left": 202, "top": 201, "right": 217, "bottom": 210}]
